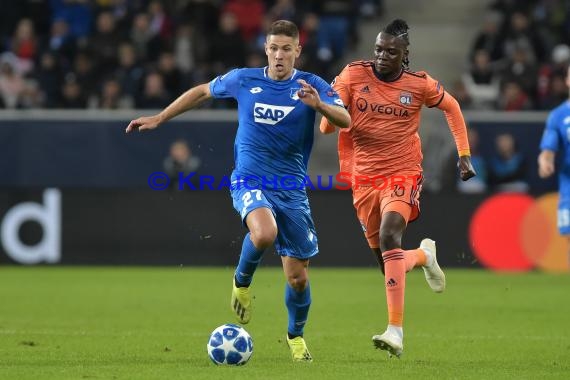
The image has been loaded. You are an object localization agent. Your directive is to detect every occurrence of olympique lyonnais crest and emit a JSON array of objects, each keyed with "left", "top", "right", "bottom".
[{"left": 399, "top": 92, "right": 412, "bottom": 105}]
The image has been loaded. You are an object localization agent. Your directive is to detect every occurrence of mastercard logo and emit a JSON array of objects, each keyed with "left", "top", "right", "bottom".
[{"left": 469, "top": 192, "right": 569, "bottom": 273}]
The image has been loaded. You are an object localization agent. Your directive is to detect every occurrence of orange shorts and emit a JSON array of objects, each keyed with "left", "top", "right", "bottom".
[{"left": 352, "top": 173, "right": 423, "bottom": 248}]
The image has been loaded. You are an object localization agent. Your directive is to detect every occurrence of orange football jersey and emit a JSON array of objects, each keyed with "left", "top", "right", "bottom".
[{"left": 330, "top": 60, "right": 446, "bottom": 178}]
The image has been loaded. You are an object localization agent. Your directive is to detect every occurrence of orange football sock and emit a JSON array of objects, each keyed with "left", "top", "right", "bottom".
[
  {"left": 382, "top": 248, "right": 406, "bottom": 327},
  {"left": 403, "top": 248, "right": 427, "bottom": 272}
]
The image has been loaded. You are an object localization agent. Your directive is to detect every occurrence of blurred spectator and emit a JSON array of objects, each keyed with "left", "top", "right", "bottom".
[
  {"left": 208, "top": 12, "right": 247, "bottom": 77},
  {"left": 58, "top": 73, "right": 87, "bottom": 108},
  {"left": 90, "top": 77, "right": 133, "bottom": 109},
  {"left": 43, "top": 18, "right": 76, "bottom": 65},
  {"left": 537, "top": 43, "right": 570, "bottom": 109},
  {"left": 135, "top": 71, "right": 171, "bottom": 109},
  {"left": 87, "top": 11, "right": 121, "bottom": 78},
  {"left": 163, "top": 139, "right": 202, "bottom": 190},
  {"left": 532, "top": 0, "right": 570, "bottom": 45},
  {"left": 268, "top": 0, "right": 299, "bottom": 23},
  {"left": 181, "top": 0, "right": 221, "bottom": 65},
  {"left": 309, "top": 0, "right": 356, "bottom": 78},
  {"left": 34, "top": 51, "right": 63, "bottom": 108},
  {"left": 0, "top": 0, "right": 366, "bottom": 110},
  {"left": 540, "top": 71, "right": 568, "bottom": 110},
  {"left": 157, "top": 51, "right": 188, "bottom": 97},
  {"left": 70, "top": 51, "right": 97, "bottom": 101},
  {"left": 245, "top": 51, "right": 264, "bottom": 68},
  {"left": 440, "top": 127, "right": 488, "bottom": 194},
  {"left": 501, "top": 11, "right": 547, "bottom": 64},
  {"left": 296, "top": 12, "right": 326, "bottom": 77},
  {"left": 130, "top": 12, "right": 162, "bottom": 62},
  {"left": 496, "top": 81, "right": 533, "bottom": 111},
  {"left": 359, "top": 0, "right": 384, "bottom": 18},
  {"left": 470, "top": 10, "right": 505, "bottom": 63},
  {"left": 114, "top": 42, "right": 144, "bottom": 98},
  {"left": 0, "top": 54, "right": 25, "bottom": 108},
  {"left": 19, "top": 78, "right": 43, "bottom": 109},
  {"left": 223, "top": 0, "right": 265, "bottom": 42},
  {"left": 499, "top": 43, "right": 538, "bottom": 103},
  {"left": 489, "top": 0, "right": 533, "bottom": 17},
  {"left": 50, "top": 0, "right": 93, "bottom": 40},
  {"left": 252, "top": 15, "right": 274, "bottom": 54},
  {"left": 488, "top": 132, "right": 529, "bottom": 192},
  {"left": 462, "top": 49, "right": 500, "bottom": 109},
  {"left": 8, "top": 18, "right": 38, "bottom": 74},
  {"left": 464, "top": 1, "right": 570, "bottom": 111},
  {"left": 173, "top": 23, "right": 195, "bottom": 74},
  {"left": 147, "top": 1, "right": 174, "bottom": 42}
]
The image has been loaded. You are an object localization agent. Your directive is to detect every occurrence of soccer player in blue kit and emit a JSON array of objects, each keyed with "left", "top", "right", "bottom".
[
  {"left": 126, "top": 20, "right": 351, "bottom": 362},
  {"left": 538, "top": 65, "right": 570, "bottom": 268}
]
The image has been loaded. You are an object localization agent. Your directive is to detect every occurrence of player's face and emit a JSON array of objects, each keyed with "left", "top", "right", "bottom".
[
  {"left": 374, "top": 32, "right": 407, "bottom": 79},
  {"left": 265, "top": 34, "right": 301, "bottom": 81}
]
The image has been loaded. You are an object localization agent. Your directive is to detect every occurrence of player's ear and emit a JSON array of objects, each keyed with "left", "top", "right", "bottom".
[{"left": 296, "top": 44, "right": 302, "bottom": 58}]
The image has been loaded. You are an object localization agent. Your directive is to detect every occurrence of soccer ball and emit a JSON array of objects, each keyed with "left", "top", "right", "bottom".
[{"left": 207, "top": 324, "right": 253, "bottom": 365}]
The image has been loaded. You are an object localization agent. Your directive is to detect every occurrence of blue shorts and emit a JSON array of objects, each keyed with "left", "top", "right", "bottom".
[{"left": 230, "top": 185, "right": 318, "bottom": 259}]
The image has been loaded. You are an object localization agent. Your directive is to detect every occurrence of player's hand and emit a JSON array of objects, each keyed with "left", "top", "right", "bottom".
[
  {"left": 538, "top": 151, "right": 555, "bottom": 178},
  {"left": 125, "top": 115, "right": 162, "bottom": 133},
  {"left": 457, "top": 155, "right": 476, "bottom": 181},
  {"left": 296, "top": 79, "right": 321, "bottom": 109}
]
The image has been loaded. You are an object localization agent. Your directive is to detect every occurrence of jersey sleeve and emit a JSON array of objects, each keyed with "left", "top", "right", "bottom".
[
  {"left": 209, "top": 69, "right": 241, "bottom": 99},
  {"left": 337, "top": 128, "right": 354, "bottom": 178},
  {"left": 426, "top": 72, "right": 470, "bottom": 156},
  {"left": 318, "top": 66, "right": 350, "bottom": 133},
  {"left": 311, "top": 74, "right": 345, "bottom": 108},
  {"left": 540, "top": 111, "right": 560, "bottom": 152},
  {"left": 423, "top": 73, "right": 445, "bottom": 108},
  {"left": 330, "top": 66, "right": 351, "bottom": 108}
]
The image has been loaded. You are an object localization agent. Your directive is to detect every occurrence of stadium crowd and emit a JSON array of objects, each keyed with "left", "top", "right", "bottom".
[
  {"left": 458, "top": 0, "right": 570, "bottom": 111},
  {"left": 0, "top": 0, "right": 382, "bottom": 110}
]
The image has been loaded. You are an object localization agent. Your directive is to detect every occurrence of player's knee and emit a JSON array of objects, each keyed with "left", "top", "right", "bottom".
[
  {"left": 379, "top": 228, "right": 403, "bottom": 251},
  {"left": 249, "top": 226, "right": 277, "bottom": 249},
  {"left": 287, "top": 274, "right": 308, "bottom": 292}
]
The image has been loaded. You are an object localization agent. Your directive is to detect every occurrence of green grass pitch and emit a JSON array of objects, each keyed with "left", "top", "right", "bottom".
[{"left": 0, "top": 267, "right": 569, "bottom": 379}]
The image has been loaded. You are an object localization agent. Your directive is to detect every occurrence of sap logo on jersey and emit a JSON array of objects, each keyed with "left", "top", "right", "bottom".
[{"left": 254, "top": 102, "right": 294, "bottom": 125}]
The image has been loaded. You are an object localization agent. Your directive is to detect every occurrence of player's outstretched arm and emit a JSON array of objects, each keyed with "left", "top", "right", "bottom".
[
  {"left": 458, "top": 155, "right": 476, "bottom": 181},
  {"left": 296, "top": 79, "right": 350, "bottom": 128},
  {"left": 436, "top": 91, "right": 476, "bottom": 181},
  {"left": 538, "top": 150, "right": 556, "bottom": 178},
  {"left": 125, "top": 83, "right": 212, "bottom": 133}
]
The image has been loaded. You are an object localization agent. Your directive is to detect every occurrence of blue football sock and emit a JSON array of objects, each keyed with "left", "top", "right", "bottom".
[
  {"left": 285, "top": 282, "right": 311, "bottom": 337},
  {"left": 234, "top": 233, "right": 265, "bottom": 287}
]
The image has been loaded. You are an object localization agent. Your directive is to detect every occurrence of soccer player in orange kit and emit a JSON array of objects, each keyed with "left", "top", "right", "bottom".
[{"left": 320, "top": 19, "right": 476, "bottom": 357}]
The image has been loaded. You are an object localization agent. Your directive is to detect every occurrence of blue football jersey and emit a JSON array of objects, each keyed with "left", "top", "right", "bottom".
[
  {"left": 209, "top": 67, "right": 344, "bottom": 190},
  {"left": 540, "top": 100, "right": 570, "bottom": 197}
]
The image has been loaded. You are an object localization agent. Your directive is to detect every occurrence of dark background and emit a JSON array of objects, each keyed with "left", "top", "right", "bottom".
[{"left": 0, "top": 189, "right": 483, "bottom": 267}]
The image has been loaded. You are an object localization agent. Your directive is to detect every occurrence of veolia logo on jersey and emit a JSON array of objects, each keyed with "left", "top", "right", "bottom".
[{"left": 254, "top": 102, "right": 295, "bottom": 125}]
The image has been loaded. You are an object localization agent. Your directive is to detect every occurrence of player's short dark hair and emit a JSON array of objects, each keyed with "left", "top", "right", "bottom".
[
  {"left": 383, "top": 19, "right": 410, "bottom": 46},
  {"left": 267, "top": 20, "right": 299, "bottom": 40}
]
